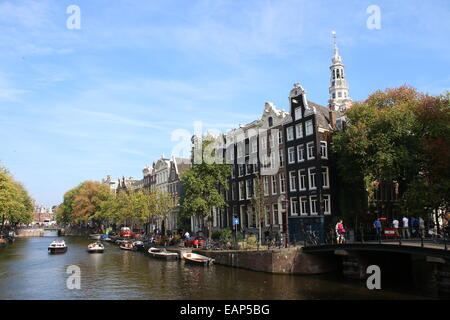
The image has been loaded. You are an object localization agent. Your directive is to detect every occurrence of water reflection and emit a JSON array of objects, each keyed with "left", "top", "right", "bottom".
[{"left": 0, "top": 237, "right": 428, "bottom": 300}]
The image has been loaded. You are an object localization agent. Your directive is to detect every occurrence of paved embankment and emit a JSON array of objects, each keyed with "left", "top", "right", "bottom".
[
  {"left": 193, "top": 247, "right": 339, "bottom": 275},
  {"left": 16, "top": 228, "right": 44, "bottom": 237}
]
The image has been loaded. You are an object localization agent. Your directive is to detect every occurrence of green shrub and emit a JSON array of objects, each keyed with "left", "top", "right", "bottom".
[{"left": 212, "top": 229, "right": 233, "bottom": 241}]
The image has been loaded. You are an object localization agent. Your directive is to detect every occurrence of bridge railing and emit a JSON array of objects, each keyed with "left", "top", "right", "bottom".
[{"left": 297, "top": 226, "right": 448, "bottom": 251}]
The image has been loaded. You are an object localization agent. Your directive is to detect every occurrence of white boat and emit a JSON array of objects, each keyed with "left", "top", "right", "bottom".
[
  {"left": 148, "top": 247, "right": 178, "bottom": 260},
  {"left": 132, "top": 241, "right": 145, "bottom": 251},
  {"left": 89, "top": 234, "right": 101, "bottom": 240},
  {"left": 87, "top": 242, "right": 104, "bottom": 253},
  {"left": 148, "top": 247, "right": 161, "bottom": 254},
  {"left": 182, "top": 252, "right": 214, "bottom": 265},
  {"left": 120, "top": 242, "right": 133, "bottom": 250},
  {"left": 48, "top": 240, "right": 67, "bottom": 254}
]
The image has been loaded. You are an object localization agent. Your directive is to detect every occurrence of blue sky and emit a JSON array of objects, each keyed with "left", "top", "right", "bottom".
[{"left": 0, "top": 0, "right": 449, "bottom": 207}]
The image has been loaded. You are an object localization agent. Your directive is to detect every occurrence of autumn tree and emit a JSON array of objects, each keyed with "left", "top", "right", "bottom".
[{"left": 332, "top": 86, "right": 449, "bottom": 227}]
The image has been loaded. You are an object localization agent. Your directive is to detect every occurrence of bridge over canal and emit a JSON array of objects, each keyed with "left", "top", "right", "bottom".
[{"left": 300, "top": 240, "right": 450, "bottom": 296}]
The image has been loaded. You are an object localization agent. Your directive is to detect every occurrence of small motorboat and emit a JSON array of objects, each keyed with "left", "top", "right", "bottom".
[
  {"left": 89, "top": 234, "right": 101, "bottom": 240},
  {"left": 182, "top": 252, "right": 214, "bottom": 266},
  {"left": 87, "top": 242, "right": 104, "bottom": 253},
  {"left": 148, "top": 247, "right": 178, "bottom": 260},
  {"left": 120, "top": 242, "right": 133, "bottom": 250},
  {"left": 148, "top": 247, "right": 161, "bottom": 254},
  {"left": 48, "top": 240, "right": 67, "bottom": 254},
  {"left": 132, "top": 241, "right": 145, "bottom": 252}
]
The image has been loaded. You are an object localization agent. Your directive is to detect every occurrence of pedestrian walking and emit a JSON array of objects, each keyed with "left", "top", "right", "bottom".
[
  {"left": 392, "top": 218, "right": 400, "bottom": 238},
  {"left": 402, "top": 216, "right": 410, "bottom": 239},
  {"left": 374, "top": 218, "right": 382, "bottom": 241},
  {"left": 335, "top": 220, "right": 345, "bottom": 244},
  {"left": 419, "top": 217, "right": 425, "bottom": 238}
]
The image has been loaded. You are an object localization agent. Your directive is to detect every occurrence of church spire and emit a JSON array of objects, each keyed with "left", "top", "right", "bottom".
[{"left": 328, "top": 31, "right": 352, "bottom": 112}]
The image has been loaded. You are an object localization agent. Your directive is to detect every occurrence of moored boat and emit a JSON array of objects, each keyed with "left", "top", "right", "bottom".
[
  {"left": 48, "top": 240, "right": 67, "bottom": 254},
  {"left": 0, "top": 237, "right": 7, "bottom": 247},
  {"left": 148, "top": 247, "right": 178, "bottom": 260},
  {"left": 182, "top": 252, "right": 214, "bottom": 265},
  {"left": 120, "top": 242, "right": 133, "bottom": 250},
  {"left": 89, "top": 234, "right": 102, "bottom": 240},
  {"left": 87, "top": 242, "right": 104, "bottom": 253},
  {"left": 132, "top": 241, "right": 145, "bottom": 252}
]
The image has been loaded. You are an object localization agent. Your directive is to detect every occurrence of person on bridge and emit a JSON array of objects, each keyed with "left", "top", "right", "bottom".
[
  {"left": 419, "top": 217, "right": 425, "bottom": 238},
  {"left": 392, "top": 218, "right": 400, "bottom": 238},
  {"left": 335, "top": 220, "right": 345, "bottom": 244},
  {"left": 402, "top": 216, "right": 410, "bottom": 239},
  {"left": 374, "top": 218, "right": 382, "bottom": 241}
]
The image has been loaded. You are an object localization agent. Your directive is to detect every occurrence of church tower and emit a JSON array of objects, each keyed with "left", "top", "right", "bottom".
[{"left": 328, "top": 31, "right": 352, "bottom": 111}]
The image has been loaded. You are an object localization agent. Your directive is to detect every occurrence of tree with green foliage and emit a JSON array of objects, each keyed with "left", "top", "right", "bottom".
[
  {"left": 332, "top": 86, "right": 449, "bottom": 228},
  {"left": 181, "top": 136, "right": 231, "bottom": 238},
  {"left": 0, "top": 167, "right": 33, "bottom": 230},
  {"left": 154, "top": 189, "right": 178, "bottom": 236}
]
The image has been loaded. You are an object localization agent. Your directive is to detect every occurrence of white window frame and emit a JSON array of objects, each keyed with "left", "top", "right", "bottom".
[
  {"left": 278, "top": 131, "right": 283, "bottom": 144},
  {"left": 323, "top": 194, "right": 331, "bottom": 215},
  {"left": 246, "top": 180, "right": 252, "bottom": 200},
  {"left": 239, "top": 181, "right": 245, "bottom": 200},
  {"left": 320, "top": 141, "right": 328, "bottom": 159},
  {"left": 307, "top": 142, "right": 315, "bottom": 160},
  {"left": 295, "top": 124, "right": 303, "bottom": 139},
  {"left": 271, "top": 175, "right": 277, "bottom": 195},
  {"left": 299, "top": 169, "right": 307, "bottom": 191},
  {"left": 297, "top": 145, "right": 305, "bottom": 162},
  {"left": 289, "top": 171, "right": 297, "bottom": 192},
  {"left": 279, "top": 172, "right": 286, "bottom": 194},
  {"left": 272, "top": 203, "right": 279, "bottom": 225},
  {"left": 286, "top": 127, "right": 294, "bottom": 141},
  {"left": 322, "top": 166, "right": 330, "bottom": 189},
  {"left": 310, "top": 196, "right": 318, "bottom": 215},
  {"left": 263, "top": 176, "right": 269, "bottom": 196},
  {"left": 288, "top": 147, "right": 295, "bottom": 164},
  {"left": 279, "top": 149, "right": 284, "bottom": 168},
  {"left": 290, "top": 197, "right": 299, "bottom": 216},
  {"left": 305, "top": 120, "right": 313, "bottom": 136},
  {"left": 300, "top": 197, "right": 308, "bottom": 216},
  {"left": 308, "top": 167, "right": 316, "bottom": 190}
]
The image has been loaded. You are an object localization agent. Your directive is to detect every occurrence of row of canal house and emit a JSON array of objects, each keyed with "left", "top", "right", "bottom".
[
  {"left": 142, "top": 156, "right": 191, "bottom": 234},
  {"left": 192, "top": 35, "right": 352, "bottom": 241},
  {"left": 106, "top": 157, "right": 191, "bottom": 234}
]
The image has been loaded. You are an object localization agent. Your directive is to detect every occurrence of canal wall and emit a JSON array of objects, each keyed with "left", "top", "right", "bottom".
[
  {"left": 16, "top": 228, "right": 44, "bottom": 237},
  {"left": 193, "top": 247, "right": 339, "bottom": 275}
]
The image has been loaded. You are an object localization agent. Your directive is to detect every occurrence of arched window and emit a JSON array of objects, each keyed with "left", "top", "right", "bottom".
[{"left": 268, "top": 117, "right": 273, "bottom": 127}]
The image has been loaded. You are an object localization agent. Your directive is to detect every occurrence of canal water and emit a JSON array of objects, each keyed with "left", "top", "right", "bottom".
[{"left": 0, "top": 234, "right": 428, "bottom": 300}]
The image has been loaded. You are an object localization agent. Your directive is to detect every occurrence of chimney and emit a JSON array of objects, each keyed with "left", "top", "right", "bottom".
[{"left": 329, "top": 110, "right": 337, "bottom": 130}]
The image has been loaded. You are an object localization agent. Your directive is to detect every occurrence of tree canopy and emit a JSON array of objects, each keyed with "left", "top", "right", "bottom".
[
  {"left": 0, "top": 166, "right": 33, "bottom": 229},
  {"left": 332, "top": 86, "right": 449, "bottom": 223}
]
